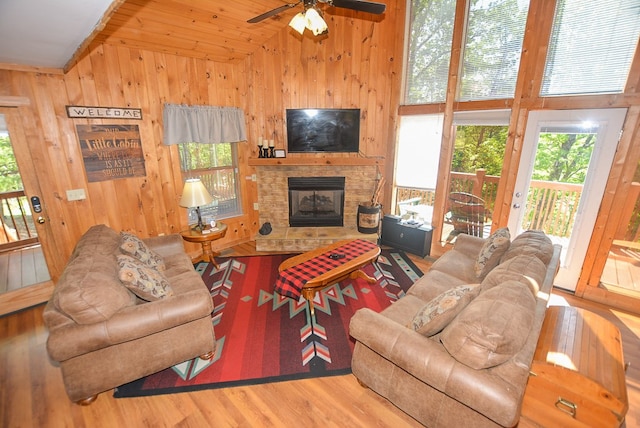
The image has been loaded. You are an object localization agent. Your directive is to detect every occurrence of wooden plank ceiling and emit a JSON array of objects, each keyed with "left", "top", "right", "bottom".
[{"left": 88, "top": 0, "right": 303, "bottom": 64}]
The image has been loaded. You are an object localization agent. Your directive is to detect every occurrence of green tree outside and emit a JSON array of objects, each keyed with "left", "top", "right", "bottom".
[
  {"left": 0, "top": 135, "right": 23, "bottom": 192},
  {"left": 451, "top": 125, "right": 508, "bottom": 175}
]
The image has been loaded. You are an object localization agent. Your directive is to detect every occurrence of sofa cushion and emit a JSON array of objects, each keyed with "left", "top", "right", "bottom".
[
  {"left": 410, "top": 284, "right": 480, "bottom": 337},
  {"left": 501, "top": 230, "right": 553, "bottom": 265},
  {"left": 117, "top": 254, "right": 174, "bottom": 301},
  {"left": 53, "top": 254, "right": 136, "bottom": 324},
  {"left": 440, "top": 280, "right": 536, "bottom": 369},
  {"left": 481, "top": 254, "right": 547, "bottom": 295},
  {"left": 474, "top": 227, "right": 510, "bottom": 278},
  {"left": 69, "top": 224, "right": 121, "bottom": 261},
  {"left": 120, "top": 231, "right": 166, "bottom": 271}
]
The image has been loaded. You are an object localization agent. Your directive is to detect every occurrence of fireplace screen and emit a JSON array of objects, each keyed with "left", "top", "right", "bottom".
[{"left": 288, "top": 176, "right": 345, "bottom": 227}]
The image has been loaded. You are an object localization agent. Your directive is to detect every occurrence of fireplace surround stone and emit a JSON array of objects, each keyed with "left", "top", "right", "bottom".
[{"left": 254, "top": 162, "right": 380, "bottom": 252}]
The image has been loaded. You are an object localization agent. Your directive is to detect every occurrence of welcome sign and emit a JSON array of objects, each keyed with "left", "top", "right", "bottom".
[{"left": 66, "top": 105, "right": 142, "bottom": 120}]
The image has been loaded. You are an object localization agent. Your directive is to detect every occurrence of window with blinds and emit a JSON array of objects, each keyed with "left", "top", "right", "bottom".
[
  {"left": 541, "top": 0, "right": 640, "bottom": 96},
  {"left": 404, "top": 0, "right": 456, "bottom": 104},
  {"left": 458, "top": 0, "right": 530, "bottom": 101}
]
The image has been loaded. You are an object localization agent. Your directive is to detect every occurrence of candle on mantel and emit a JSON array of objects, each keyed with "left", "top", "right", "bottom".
[
  {"left": 269, "top": 139, "right": 275, "bottom": 147},
  {"left": 258, "top": 136, "right": 263, "bottom": 147}
]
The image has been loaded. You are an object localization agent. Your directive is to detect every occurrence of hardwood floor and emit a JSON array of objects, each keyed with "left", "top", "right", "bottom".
[{"left": 1, "top": 243, "right": 638, "bottom": 427}]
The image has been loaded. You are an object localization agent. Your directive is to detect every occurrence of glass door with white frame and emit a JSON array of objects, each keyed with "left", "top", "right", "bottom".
[{"left": 508, "top": 109, "right": 627, "bottom": 291}]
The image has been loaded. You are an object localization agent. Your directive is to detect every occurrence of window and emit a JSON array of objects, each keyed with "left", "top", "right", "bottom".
[
  {"left": 459, "top": 0, "right": 530, "bottom": 101},
  {"left": 440, "top": 110, "right": 510, "bottom": 244},
  {"left": 394, "top": 114, "right": 443, "bottom": 224},
  {"left": 178, "top": 142, "right": 241, "bottom": 221},
  {"left": 404, "top": 0, "right": 457, "bottom": 104},
  {"left": 541, "top": 0, "right": 640, "bottom": 96}
]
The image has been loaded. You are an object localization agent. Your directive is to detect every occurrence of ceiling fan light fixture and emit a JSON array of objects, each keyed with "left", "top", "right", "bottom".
[
  {"left": 305, "top": 7, "right": 328, "bottom": 35},
  {"left": 289, "top": 12, "right": 307, "bottom": 34}
]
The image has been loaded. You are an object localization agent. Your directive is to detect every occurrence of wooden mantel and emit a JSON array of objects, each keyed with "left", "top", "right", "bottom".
[{"left": 248, "top": 157, "right": 383, "bottom": 167}]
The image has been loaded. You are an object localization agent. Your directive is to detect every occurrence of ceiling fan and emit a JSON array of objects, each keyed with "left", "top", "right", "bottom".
[{"left": 247, "top": 0, "right": 386, "bottom": 25}]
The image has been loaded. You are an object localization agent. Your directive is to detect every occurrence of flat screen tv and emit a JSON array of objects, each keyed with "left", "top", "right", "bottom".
[{"left": 286, "top": 108, "right": 360, "bottom": 153}]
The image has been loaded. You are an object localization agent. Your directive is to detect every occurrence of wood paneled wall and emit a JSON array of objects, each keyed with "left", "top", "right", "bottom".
[
  {"left": 1, "top": 46, "right": 253, "bottom": 281},
  {"left": 244, "top": 4, "right": 406, "bottom": 199},
  {"left": 0, "top": 2, "right": 406, "bottom": 282}
]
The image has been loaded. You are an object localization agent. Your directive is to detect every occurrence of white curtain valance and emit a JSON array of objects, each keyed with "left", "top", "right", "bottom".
[{"left": 163, "top": 104, "right": 247, "bottom": 145}]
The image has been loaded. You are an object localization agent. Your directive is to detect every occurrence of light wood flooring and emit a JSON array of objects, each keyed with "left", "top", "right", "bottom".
[{"left": 1, "top": 243, "right": 638, "bottom": 427}]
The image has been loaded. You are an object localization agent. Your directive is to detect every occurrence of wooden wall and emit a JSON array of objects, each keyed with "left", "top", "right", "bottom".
[
  {"left": 244, "top": 4, "right": 406, "bottom": 200},
  {"left": 0, "top": 2, "right": 406, "bottom": 282}
]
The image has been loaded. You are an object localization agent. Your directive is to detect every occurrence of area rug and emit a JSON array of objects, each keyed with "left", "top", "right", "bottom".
[{"left": 114, "top": 249, "right": 423, "bottom": 398}]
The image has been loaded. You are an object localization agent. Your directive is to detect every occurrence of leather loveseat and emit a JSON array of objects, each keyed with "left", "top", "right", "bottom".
[
  {"left": 349, "top": 230, "right": 561, "bottom": 427},
  {"left": 43, "top": 224, "right": 216, "bottom": 404}
]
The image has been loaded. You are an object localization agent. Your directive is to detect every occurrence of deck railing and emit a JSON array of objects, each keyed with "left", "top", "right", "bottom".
[
  {"left": 0, "top": 190, "right": 39, "bottom": 251},
  {"left": 396, "top": 170, "right": 592, "bottom": 239}
]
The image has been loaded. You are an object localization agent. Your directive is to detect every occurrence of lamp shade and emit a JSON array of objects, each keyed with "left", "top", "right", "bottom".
[
  {"left": 179, "top": 178, "right": 213, "bottom": 208},
  {"left": 289, "top": 12, "right": 306, "bottom": 34}
]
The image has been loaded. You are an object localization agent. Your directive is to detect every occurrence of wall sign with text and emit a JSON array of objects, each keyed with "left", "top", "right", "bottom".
[
  {"left": 75, "top": 124, "right": 147, "bottom": 182},
  {"left": 66, "top": 105, "right": 142, "bottom": 120}
]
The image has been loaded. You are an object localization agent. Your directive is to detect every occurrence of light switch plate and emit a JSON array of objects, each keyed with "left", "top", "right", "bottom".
[{"left": 66, "top": 188, "right": 86, "bottom": 201}]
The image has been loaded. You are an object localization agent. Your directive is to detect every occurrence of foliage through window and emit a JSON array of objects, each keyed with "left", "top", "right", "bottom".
[
  {"left": 459, "top": 0, "right": 530, "bottom": 101},
  {"left": 0, "top": 133, "right": 23, "bottom": 192},
  {"left": 404, "top": 0, "right": 456, "bottom": 104},
  {"left": 541, "top": 0, "right": 640, "bottom": 96},
  {"left": 178, "top": 142, "right": 241, "bottom": 221},
  {"left": 451, "top": 126, "right": 508, "bottom": 176},
  {"left": 532, "top": 130, "right": 595, "bottom": 184}
]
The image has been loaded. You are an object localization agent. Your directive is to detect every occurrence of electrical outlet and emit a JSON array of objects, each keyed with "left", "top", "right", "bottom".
[
  {"left": 253, "top": 203, "right": 259, "bottom": 210},
  {"left": 66, "top": 188, "right": 86, "bottom": 201}
]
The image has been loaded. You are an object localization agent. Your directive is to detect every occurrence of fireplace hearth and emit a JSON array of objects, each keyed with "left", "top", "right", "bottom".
[{"left": 288, "top": 177, "right": 345, "bottom": 227}]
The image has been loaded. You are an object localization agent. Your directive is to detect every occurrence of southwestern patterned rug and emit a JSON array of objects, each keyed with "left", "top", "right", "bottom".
[{"left": 114, "top": 249, "right": 423, "bottom": 397}]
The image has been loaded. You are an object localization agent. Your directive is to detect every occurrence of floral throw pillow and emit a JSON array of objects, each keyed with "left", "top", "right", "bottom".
[
  {"left": 117, "top": 255, "right": 174, "bottom": 301},
  {"left": 120, "top": 231, "right": 166, "bottom": 271},
  {"left": 410, "top": 284, "right": 481, "bottom": 337},
  {"left": 474, "top": 227, "right": 511, "bottom": 278}
]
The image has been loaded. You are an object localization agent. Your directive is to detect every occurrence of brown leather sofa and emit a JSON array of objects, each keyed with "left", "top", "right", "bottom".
[
  {"left": 349, "top": 230, "right": 561, "bottom": 427},
  {"left": 43, "top": 224, "right": 216, "bottom": 404}
]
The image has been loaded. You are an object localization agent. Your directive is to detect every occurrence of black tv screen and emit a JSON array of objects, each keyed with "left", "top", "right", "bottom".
[{"left": 286, "top": 108, "right": 360, "bottom": 153}]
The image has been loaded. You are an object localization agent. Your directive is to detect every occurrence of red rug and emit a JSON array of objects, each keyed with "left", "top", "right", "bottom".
[{"left": 114, "top": 249, "right": 422, "bottom": 397}]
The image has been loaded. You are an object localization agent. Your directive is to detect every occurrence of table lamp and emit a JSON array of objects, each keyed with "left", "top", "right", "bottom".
[{"left": 179, "top": 178, "right": 213, "bottom": 231}]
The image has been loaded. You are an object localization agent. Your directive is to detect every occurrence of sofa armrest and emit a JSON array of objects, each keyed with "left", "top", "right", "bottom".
[
  {"left": 451, "top": 234, "right": 485, "bottom": 259},
  {"left": 143, "top": 234, "right": 185, "bottom": 258},
  {"left": 47, "top": 287, "right": 213, "bottom": 362},
  {"left": 350, "top": 308, "right": 522, "bottom": 426}
]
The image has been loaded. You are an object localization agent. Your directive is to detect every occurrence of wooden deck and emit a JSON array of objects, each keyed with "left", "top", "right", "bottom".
[
  {"left": 0, "top": 245, "right": 50, "bottom": 293},
  {"left": 602, "top": 244, "right": 640, "bottom": 293}
]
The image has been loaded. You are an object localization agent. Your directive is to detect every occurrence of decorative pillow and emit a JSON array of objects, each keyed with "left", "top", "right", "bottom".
[
  {"left": 117, "top": 255, "right": 174, "bottom": 301},
  {"left": 440, "top": 280, "right": 536, "bottom": 369},
  {"left": 410, "top": 284, "right": 481, "bottom": 337},
  {"left": 475, "top": 227, "right": 511, "bottom": 278},
  {"left": 120, "top": 231, "right": 166, "bottom": 271}
]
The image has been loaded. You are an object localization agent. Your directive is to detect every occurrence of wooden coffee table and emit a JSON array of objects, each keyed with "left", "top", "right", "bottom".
[
  {"left": 180, "top": 222, "right": 227, "bottom": 269},
  {"left": 277, "top": 239, "right": 381, "bottom": 315}
]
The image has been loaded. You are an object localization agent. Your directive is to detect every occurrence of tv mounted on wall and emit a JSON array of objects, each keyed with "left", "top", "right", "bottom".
[{"left": 286, "top": 108, "right": 360, "bottom": 153}]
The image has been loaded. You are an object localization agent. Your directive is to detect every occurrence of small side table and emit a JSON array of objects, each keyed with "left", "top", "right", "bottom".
[{"left": 180, "top": 222, "right": 227, "bottom": 269}]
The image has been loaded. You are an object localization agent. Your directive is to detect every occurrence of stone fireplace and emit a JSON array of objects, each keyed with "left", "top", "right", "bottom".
[
  {"left": 252, "top": 160, "right": 381, "bottom": 251},
  {"left": 288, "top": 176, "right": 345, "bottom": 227}
]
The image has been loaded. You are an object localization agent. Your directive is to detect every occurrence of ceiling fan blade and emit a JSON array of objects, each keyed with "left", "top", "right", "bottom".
[
  {"left": 247, "top": 2, "right": 301, "bottom": 23},
  {"left": 329, "top": 0, "right": 386, "bottom": 14}
]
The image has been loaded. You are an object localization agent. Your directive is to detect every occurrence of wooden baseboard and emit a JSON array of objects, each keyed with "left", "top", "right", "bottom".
[{"left": 0, "top": 281, "right": 53, "bottom": 316}]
